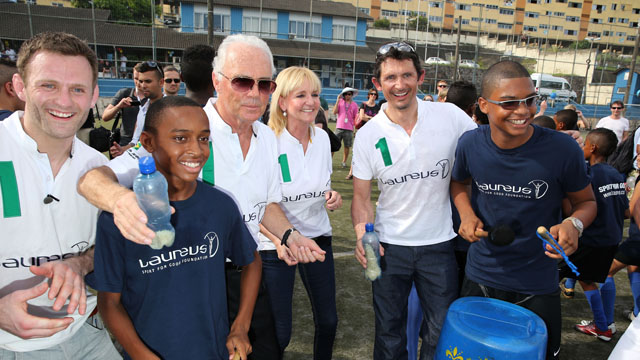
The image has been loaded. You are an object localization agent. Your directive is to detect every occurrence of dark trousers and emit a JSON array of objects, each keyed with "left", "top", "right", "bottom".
[
  {"left": 226, "top": 265, "right": 281, "bottom": 360},
  {"left": 461, "top": 276, "right": 562, "bottom": 360},
  {"left": 261, "top": 236, "right": 338, "bottom": 360}
]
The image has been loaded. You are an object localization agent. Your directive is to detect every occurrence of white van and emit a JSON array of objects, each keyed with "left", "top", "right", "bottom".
[{"left": 530, "top": 73, "right": 577, "bottom": 101}]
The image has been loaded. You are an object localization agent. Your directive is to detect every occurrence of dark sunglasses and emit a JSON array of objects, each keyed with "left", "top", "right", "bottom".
[
  {"left": 368, "top": 93, "right": 377, "bottom": 97},
  {"left": 484, "top": 95, "right": 538, "bottom": 110},
  {"left": 344, "top": 92, "right": 353, "bottom": 96},
  {"left": 218, "top": 72, "right": 276, "bottom": 94},
  {"left": 377, "top": 42, "right": 416, "bottom": 59},
  {"left": 164, "top": 78, "right": 181, "bottom": 84},
  {"left": 611, "top": 106, "right": 623, "bottom": 110},
  {"left": 438, "top": 84, "right": 448, "bottom": 88},
  {"left": 145, "top": 61, "right": 163, "bottom": 76}
]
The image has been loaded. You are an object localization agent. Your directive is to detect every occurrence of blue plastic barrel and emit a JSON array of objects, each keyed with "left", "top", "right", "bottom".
[{"left": 434, "top": 297, "right": 547, "bottom": 360}]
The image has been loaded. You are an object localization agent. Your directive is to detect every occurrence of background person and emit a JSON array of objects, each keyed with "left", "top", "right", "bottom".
[
  {"left": 333, "top": 86, "right": 359, "bottom": 168},
  {"left": 102, "top": 65, "right": 143, "bottom": 149},
  {"left": 260, "top": 66, "right": 342, "bottom": 359},
  {"left": 596, "top": 100, "right": 629, "bottom": 145},
  {"left": 162, "top": 65, "right": 181, "bottom": 96},
  {"left": 0, "top": 58, "right": 24, "bottom": 121},
  {"left": 181, "top": 44, "right": 215, "bottom": 106}
]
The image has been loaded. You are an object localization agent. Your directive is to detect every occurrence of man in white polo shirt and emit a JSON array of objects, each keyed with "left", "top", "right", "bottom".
[
  {"left": 0, "top": 32, "right": 119, "bottom": 358},
  {"left": 351, "top": 42, "right": 476, "bottom": 359},
  {"left": 78, "top": 34, "right": 325, "bottom": 360},
  {"left": 595, "top": 100, "right": 629, "bottom": 145}
]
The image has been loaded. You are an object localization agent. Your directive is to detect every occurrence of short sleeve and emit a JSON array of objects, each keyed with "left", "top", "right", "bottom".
[
  {"left": 352, "top": 130, "right": 373, "bottom": 180},
  {"left": 561, "top": 140, "right": 591, "bottom": 194},
  {"left": 225, "top": 205, "right": 257, "bottom": 266},
  {"left": 107, "top": 147, "right": 150, "bottom": 188},
  {"left": 265, "top": 133, "right": 282, "bottom": 205},
  {"left": 452, "top": 132, "right": 472, "bottom": 182},
  {"left": 110, "top": 89, "right": 128, "bottom": 106},
  {"left": 86, "top": 212, "right": 126, "bottom": 293}
]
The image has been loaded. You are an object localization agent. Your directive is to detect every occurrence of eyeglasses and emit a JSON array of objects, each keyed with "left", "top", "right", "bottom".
[
  {"left": 368, "top": 93, "right": 377, "bottom": 97},
  {"left": 438, "top": 84, "right": 448, "bottom": 88},
  {"left": 218, "top": 72, "right": 276, "bottom": 94},
  {"left": 611, "top": 106, "right": 623, "bottom": 110},
  {"left": 376, "top": 42, "right": 416, "bottom": 59},
  {"left": 164, "top": 78, "right": 181, "bottom": 84},
  {"left": 344, "top": 92, "right": 353, "bottom": 96},
  {"left": 144, "top": 61, "right": 163, "bottom": 76},
  {"left": 484, "top": 95, "right": 538, "bottom": 110}
]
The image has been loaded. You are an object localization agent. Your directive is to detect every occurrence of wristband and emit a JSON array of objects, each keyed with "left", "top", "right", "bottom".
[{"left": 281, "top": 227, "right": 298, "bottom": 248}]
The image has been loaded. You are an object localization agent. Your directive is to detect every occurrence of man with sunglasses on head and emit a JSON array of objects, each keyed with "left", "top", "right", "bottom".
[
  {"left": 102, "top": 66, "right": 143, "bottom": 156},
  {"left": 450, "top": 60, "right": 596, "bottom": 359},
  {"left": 351, "top": 41, "right": 476, "bottom": 359},
  {"left": 595, "top": 100, "right": 629, "bottom": 145},
  {"left": 78, "top": 34, "right": 325, "bottom": 360},
  {"left": 162, "top": 65, "right": 181, "bottom": 96}
]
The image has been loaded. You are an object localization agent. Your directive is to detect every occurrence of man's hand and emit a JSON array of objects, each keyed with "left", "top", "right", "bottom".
[
  {"left": 109, "top": 142, "right": 124, "bottom": 158},
  {"left": 116, "top": 96, "right": 134, "bottom": 109},
  {"left": 30, "top": 258, "right": 89, "bottom": 315},
  {"left": 112, "top": 190, "right": 156, "bottom": 245},
  {"left": 226, "top": 321, "right": 252, "bottom": 360},
  {"left": 0, "top": 282, "right": 73, "bottom": 339},
  {"left": 288, "top": 232, "right": 326, "bottom": 263},
  {"left": 354, "top": 222, "right": 384, "bottom": 269},
  {"left": 457, "top": 214, "right": 484, "bottom": 243},
  {"left": 546, "top": 220, "right": 579, "bottom": 259},
  {"left": 325, "top": 190, "right": 342, "bottom": 211}
]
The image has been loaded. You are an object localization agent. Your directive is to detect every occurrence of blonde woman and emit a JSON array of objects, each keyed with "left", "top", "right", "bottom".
[{"left": 260, "top": 66, "right": 342, "bottom": 359}]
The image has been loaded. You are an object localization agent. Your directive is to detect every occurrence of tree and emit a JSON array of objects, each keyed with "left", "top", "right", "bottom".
[
  {"left": 408, "top": 16, "right": 429, "bottom": 31},
  {"left": 72, "top": 0, "right": 157, "bottom": 25},
  {"left": 373, "top": 18, "right": 391, "bottom": 29}
]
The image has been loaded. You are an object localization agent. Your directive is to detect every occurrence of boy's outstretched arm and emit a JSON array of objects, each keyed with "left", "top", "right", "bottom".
[
  {"left": 451, "top": 179, "right": 484, "bottom": 243},
  {"left": 98, "top": 292, "right": 160, "bottom": 360},
  {"left": 226, "top": 252, "right": 261, "bottom": 360},
  {"left": 547, "top": 185, "right": 596, "bottom": 259}
]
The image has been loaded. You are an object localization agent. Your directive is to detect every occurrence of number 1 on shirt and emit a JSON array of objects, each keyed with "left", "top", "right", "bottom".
[
  {"left": 278, "top": 154, "right": 292, "bottom": 183},
  {"left": 0, "top": 161, "right": 21, "bottom": 218},
  {"left": 375, "top": 137, "right": 393, "bottom": 166}
]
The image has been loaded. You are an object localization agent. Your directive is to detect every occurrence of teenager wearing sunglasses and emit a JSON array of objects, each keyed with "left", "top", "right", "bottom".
[
  {"left": 351, "top": 42, "right": 476, "bottom": 359},
  {"left": 451, "top": 60, "right": 596, "bottom": 360},
  {"left": 595, "top": 100, "right": 629, "bottom": 145}
]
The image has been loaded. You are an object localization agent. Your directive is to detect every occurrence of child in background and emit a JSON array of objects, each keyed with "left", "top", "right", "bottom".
[
  {"left": 532, "top": 115, "right": 556, "bottom": 130},
  {"left": 451, "top": 60, "right": 597, "bottom": 359},
  {"left": 87, "top": 96, "right": 257, "bottom": 359},
  {"left": 563, "top": 128, "right": 629, "bottom": 342}
]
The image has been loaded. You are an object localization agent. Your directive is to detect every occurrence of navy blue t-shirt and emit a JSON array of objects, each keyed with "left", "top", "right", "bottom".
[
  {"left": 87, "top": 181, "right": 256, "bottom": 359},
  {"left": 580, "top": 163, "right": 628, "bottom": 247},
  {"left": 0, "top": 110, "right": 12, "bottom": 121},
  {"left": 452, "top": 125, "right": 590, "bottom": 294}
]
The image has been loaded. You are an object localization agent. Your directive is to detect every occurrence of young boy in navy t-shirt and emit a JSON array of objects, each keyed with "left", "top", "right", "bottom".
[
  {"left": 568, "top": 128, "right": 629, "bottom": 341},
  {"left": 86, "top": 96, "right": 256, "bottom": 359},
  {"left": 451, "top": 60, "right": 597, "bottom": 360}
]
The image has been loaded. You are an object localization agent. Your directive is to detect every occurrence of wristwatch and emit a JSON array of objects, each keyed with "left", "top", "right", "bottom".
[
  {"left": 564, "top": 217, "right": 583, "bottom": 237},
  {"left": 281, "top": 227, "right": 298, "bottom": 248}
]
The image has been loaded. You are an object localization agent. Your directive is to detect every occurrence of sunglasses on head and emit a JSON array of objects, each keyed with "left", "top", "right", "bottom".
[
  {"left": 164, "top": 78, "right": 180, "bottom": 84},
  {"left": 376, "top": 42, "right": 416, "bottom": 59},
  {"left": 611, "top": 106, "right": 623, "bottom": 110},
  {"left": 218, "top": 72, "right": 276, "bottom": 94},
  {"left": 144, "top": 61, "right": 164, "bottom": 76},
  {"left": 484, "top": 95, "right": 538, "bottom": 110}
]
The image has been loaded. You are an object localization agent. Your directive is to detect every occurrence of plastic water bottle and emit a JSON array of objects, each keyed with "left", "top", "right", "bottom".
[
  {"left": 362, "top": 223, "right": 381, "bottom": 281},
  {"left": 133, "top": 156, "right": 175, "bottom": 250}
]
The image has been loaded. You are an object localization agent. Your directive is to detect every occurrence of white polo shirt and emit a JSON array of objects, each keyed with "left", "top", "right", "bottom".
[
  {"left": 596, "top": 116, "right": 629, "bottom": 145},
  {"left": 258, "top": 127, "right": 332, "bottom": 250},
  {"left": 352, "top": 101, "right": 476, "bottom": 246},
  {"left": 0, "top": 112, "right": 108, "bottom": 351},
  {"left": 108, "top": 98, "right": 281, "bottom": 248}
]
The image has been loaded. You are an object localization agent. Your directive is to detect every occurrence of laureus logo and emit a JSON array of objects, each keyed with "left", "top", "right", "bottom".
[
  {"left": 204, "top": 232, "right": 219, "bottom": 258},
  {"left": 528, "top": 180, "right": 549, "bottom": 199}
]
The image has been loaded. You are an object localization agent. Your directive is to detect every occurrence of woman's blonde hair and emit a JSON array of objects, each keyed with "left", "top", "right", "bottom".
[
  {"left": 564, "top": 104, "right": 577, "bottom": 111},
  {"left": 269, "top": 66, "right": 322, "bottom": 136}
]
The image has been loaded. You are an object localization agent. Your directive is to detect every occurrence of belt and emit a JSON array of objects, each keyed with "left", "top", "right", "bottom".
[{"left": 225, "top": 262, "right": 244, "bottom": 271}]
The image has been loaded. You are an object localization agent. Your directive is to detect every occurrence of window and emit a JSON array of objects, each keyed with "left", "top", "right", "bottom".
[
  {"left": 593, "top": 4, "right": 606, "bottom": 12},
  {"left": 568, "top": 2, "right": 581, "bottom": 8},
  {"left": 566, "top": 16, "right": 579, "bottom": 22},
  {"left": 500, "top": 8, "right": 514, "bottom": 15},
  {"left": 587, "top": 31, "right": 601, "bottom": 37},
  {"left": 591, "top": 18, "right": 601, "bottom": 24},
  {"left": 611, "top": 4, "right": 617, "bottom": 10},
  {"left": 553, "top": 11, "right": 565, "bottom": 16},
  {"left": 525, "top": 12, "right": 539, "bottom": 18},
  {"left": 195, "top": 13, "right": 230, "bottom": 33},
  {"left": 539, "top": 23, "right": 549, "bottom": 29},
  {"left": 454, "top": 18, "right": 470, "bottom": 25},
  {"left": 486, "top": 4, "right": 498, "bottom": 9},
  {"left": 332, "top": 24, "right": 356, "bottom": 43},
  {"left": 384, "top": 0, "right": 399, "bottom": 2},
  {"left": 445, "top": 14, "right": 454, "bottom": 18},
  {"left": 632, "top": 22, "right": 640, "bottom": 28},
  {"left": 527, "top": 0, "right": 538, "bottom": 3},
  {"left": 603, "top": 30, "right": 610, "bottom": 36},
  {"left": 358, "top": 7, "right": 370, "bottom": 15},
  {"left": 429, "top": 15, "right": 443, "bottom": 22},
  {"left": 524, "top": 25, "right": 537, "bottom": 31},
  {"left": 290, "top": 20, "right": 322, "bottom": 40},
  {"left": 498, "top": 23, "right": 513, "bottom": 29},
  {"left": 564, "top": 29, "right": 577, "bottom": 35},
  {"left": 628, "top": 36, "right": 637, "bottom": 42},
  {"left": 457, "top": 4, "right": 471, "bottom": 10},
  {"left": 556, "top": 0, "right": 567, "bottom": 3},
  {"left": 471, "top": 17, "right": 482, "bottom": 22},
  {"left": 430, "top": 1, "right": 442, "bottom": 8},
  {"left": 619, "top": 18, "right": 629, "bottom": 24},
  {"left": 634, "top": 8, "right": 640, "bottom": 15},
  {"left": 243, "top": 17, "right": 277, "bottom": 37},
  {"left": 381, "top": 10, "right": 398, "bottom": 17},
  {"left": 608, "top": 17, "right": 616, "bottom": 23},
  {"left": 540, "top": 80, "right": 563, "bottom": 90},
  {"left": 552, "top": 25, "right": 563, "bottom": 31},
  {"left": 545, "top": 10, "right": 552, "bottom": 15},
  {"left": 485, "top": 19, "right": 497, "bottom": 24},
  {"left": 616, "top": 32, "right": 626, "bottom": 37}
]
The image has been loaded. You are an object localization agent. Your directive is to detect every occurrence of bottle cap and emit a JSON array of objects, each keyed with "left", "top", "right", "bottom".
[
  {"left": 138, "top": 156, "right": 156, "bottom": 174},
  {"left": 365, "top": 223, "right": 374, "bottom": 232}
]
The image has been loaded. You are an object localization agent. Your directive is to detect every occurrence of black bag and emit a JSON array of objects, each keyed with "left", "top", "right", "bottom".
[
  {"left": 89, "top": 106, "right": 121, "bottom": 155},
  {"left": 607, "top": 128, "right": 637, "bottom": 175},
  {"left": 326, "top": 127, "right": 341, "bottom": 153}
]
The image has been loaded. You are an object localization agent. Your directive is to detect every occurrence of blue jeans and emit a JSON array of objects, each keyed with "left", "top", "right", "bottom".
[
  {"left": 372, "top": 241, "right": 458, "bottom": 360},
  {"left": 261, "top": 236, "right": 337, "bottom": 360}
]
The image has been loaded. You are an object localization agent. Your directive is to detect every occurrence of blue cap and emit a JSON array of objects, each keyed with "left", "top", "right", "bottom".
[
  {"left": 138, "top": 156, "right": 156, "bottom": 174},
  {"left": 365, "top": 223, "right": 374, "bottom": 232}
]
